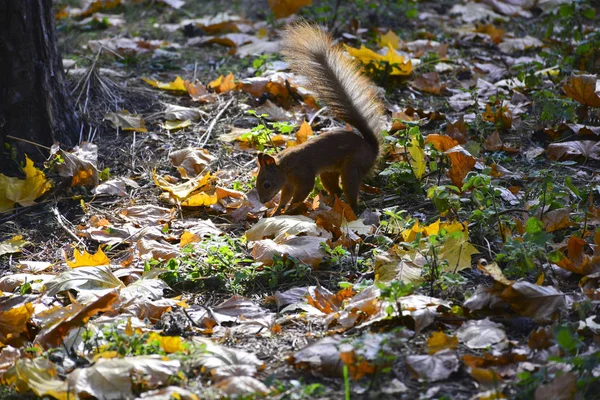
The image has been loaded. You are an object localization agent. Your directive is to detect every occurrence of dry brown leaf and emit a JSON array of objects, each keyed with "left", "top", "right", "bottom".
[
  {"left": 425, "top": 134, "right": 459, "bottom": 152},
  {"left": 104, "top": 110, "right": 147, "bottom": 132},
  {"left": 534, "top": 372, "right": 577, "bottom": 400},
  {"left": 562, "top": 74, "right": 600, "bottom": 108},
  {"left": 268, "top": 0, "right": 313, "bottom": 19},
  {"left": 411, "top": 72, "right": 444, "bottom": 95},
  {"left": 35, "top": 290, "right": 118, "bottom": 349},
  {"left": 500, "top": 281, "right": 567, "bottom": 324},
  {"left": 446, "top": 146, "right": 476, "bottom": 188},
  {"left": 251, "top": 236, "right": 327, "bottom": 267},
  {"left": 406, "top": 350, "right": 459, "bottom": 381},
  {"left": 67, "top": 356, "right": 180, "bottom": 399},
  {"left": 547, "top": 141, "right": 600, "bottom": 161}
]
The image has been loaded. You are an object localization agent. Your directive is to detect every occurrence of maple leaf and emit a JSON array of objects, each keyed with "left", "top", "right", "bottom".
[{"left": 0, "top": 155, "right": 51, "bottom": 212}]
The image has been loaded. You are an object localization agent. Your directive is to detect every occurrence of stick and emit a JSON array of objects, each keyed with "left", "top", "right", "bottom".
[{"left": 200, "top": 97, "right": 234, "bottom": 147}]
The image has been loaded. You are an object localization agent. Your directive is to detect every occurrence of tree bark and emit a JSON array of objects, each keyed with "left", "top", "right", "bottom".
[{"left": 0, "top": 0, "right": 80, "bottom": 169}]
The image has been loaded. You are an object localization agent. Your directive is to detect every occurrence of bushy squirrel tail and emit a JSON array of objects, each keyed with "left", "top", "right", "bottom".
[{"left": 281, "top": 22, "right": 383, "bottom": 153}]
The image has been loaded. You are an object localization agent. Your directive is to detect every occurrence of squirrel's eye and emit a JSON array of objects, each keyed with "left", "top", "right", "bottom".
[{"left": 263, "top": 182, "right": 271, "bottom": 190}]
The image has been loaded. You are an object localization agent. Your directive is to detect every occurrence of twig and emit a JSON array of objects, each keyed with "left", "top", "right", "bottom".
[
  {"left": 308, "top": 106, "right": 328, "bottom": 125},
  {"left": 52, "top": 207, "right": 86, "bottom": 248},
  {"left": 200, "top": 97, "right": 235, "bottom": 147},
  {"left": 5, "top": 135, "right": 51, "bottom": 150}
]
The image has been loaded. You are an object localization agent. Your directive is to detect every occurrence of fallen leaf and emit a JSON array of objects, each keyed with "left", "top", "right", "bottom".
[
  {"left": 66, "top": 248, "right": 110, "bottom": 268},
  {"left": 0, "top": 156, "right": 52, "bottom": 212},
  {"left": 104, "top": 110, "right": 147, "bottom": 132},
  {"left": 456, "top": 318, "right": 506, "bottom": 349},
  {"left": 268, "top": 0, "right": 313, "bottom": 19},
  {"left": 251, "top": 236, "right": 327, "bottom": 267},
  {"left": 562, "top": 74, "right": 600, "bottom": 108},
  {"left": 406, "top": 350, "right": 459, "bottom": 381},
  {"left": 547, "top": 141, "right": 600, "bottom": 161},
  {"left": 0, "top": 236, "right": 27, "bottom": 256},
  {"left": 67, "top": 356, "right": 180, "bottom": 399},
  {"left": 246, "top": 215, "right": 331, "bottom": 243},
  {"left": 427, "top": 331, "right": 459, "bottom": 354}
]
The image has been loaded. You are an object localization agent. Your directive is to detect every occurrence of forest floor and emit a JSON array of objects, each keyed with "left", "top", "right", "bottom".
[{"left": 1, "top": 0, "right": 600, "bottom": 399}]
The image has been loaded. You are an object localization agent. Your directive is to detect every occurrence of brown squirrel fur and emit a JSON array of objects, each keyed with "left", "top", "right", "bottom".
[{"left": 256, "top": 23, "right": 383, "bottom": 215}]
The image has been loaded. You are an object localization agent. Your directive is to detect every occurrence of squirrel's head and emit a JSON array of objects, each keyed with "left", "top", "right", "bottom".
[{"left": 256, "top": 153, "right": 284, "bottom": 203}]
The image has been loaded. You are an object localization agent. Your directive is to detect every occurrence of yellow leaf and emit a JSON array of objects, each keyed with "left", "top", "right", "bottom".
[
  {"left": 0, "top": 301, "right": 34, "bottom": 346},
  {"left": 208, "top": 73, "right": 237, "bottom": 93},
  {"left": 142, "top": 76, "right": 187, "bottom": 92},
  {"left": 437, "top": 235, "right": 479, "bottom": 273},
  {"left": 147, "top": 332, "right": 185, "bottom": 353},
  {"left": 383, "top": 45, "right": 413, "bottom": 76},
  {"left": 0, "top": 155, "right": 51, "bottom": 212},
  {"left": 401, "top": 220, "right": 424, "bottom": 242},
  {"left": 161, "top": 119, "right": 192, "bottom": 131},
  {"left": 424, "top": 220, "right": 440, "bottom": 236},
  {"left": 153, "top": 170, "right": 213, "bottom": 201},
  {"left": 427, "top": 331, "right": 459, "bottom": 354},
  {"left": 440, "top": 221, "right": 468, "bottom": 235},
  {"left": 344, "top": 44, "right": 383, "bottom": 65},
  {"left": 0, "top": 236, "right": 27, "bottom": 256},
  {"left": 180, "top": 230, "right": 201, "bottom": 247},
  {"left": 3, "top": 358, "right": 73, "bottom": 400},
  {"left": 181, "top": 192, "right": 218, "bottom": 207},
  {"left": 66, "top": 248, "right": 110, "bottom": 268},
  {"left": 378, "top": 30, "right": 400, "bottom": 49},
  {"left": 408, "top": 136, "right": 426, "bottom": 179}
]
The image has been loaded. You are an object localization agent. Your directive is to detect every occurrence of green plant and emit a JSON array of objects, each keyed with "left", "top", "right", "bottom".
[
  {"left": 154, "top": 235, "right": 255, "bottom": 294},
  {"left": 380, "top": 126, "right": 425, "bottom": 194},
  {"left": 515, "top": 324, "right": 600, "bottom": 399},
  {"left": 243, "top": 110, "right": 294, "bottom": 151},
  {"left": 497, "top": 217, "right": 552, "bottom": 279}
]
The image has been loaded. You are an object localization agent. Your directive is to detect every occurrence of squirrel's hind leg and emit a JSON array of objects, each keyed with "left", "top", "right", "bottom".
[
  {"left": 341, "top": 166, "right": 362, "bottom": 214},
  {"left": 320, "top": 172, "right": 342, "bottom": 198}
]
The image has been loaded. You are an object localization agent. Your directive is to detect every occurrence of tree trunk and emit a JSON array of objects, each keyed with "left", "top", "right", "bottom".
[{"left": 0, "top": 0, "right": 80, "bottom": 169}]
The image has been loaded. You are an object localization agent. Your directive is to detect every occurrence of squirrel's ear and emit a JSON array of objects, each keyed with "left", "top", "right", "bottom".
[
  {"left": 257, "top": 153, "right": 264, "bottom": 166},
  {"left": 262, "top": 154, "right": 276, "bottom": 166}
]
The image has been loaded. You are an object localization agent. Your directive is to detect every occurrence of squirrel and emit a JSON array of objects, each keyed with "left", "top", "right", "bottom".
[{"left": 256, "top": 22, "right": 384, "bottom": 215}]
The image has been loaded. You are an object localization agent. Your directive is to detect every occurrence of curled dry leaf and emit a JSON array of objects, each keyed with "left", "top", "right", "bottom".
[
  {"left": 406, "top": 349, "right": 459, "bottom": 382},
  {"left": 456, "top": 318, "right": 506, "bottom": 349},
  {"left": 214, "top": 376, "right": 270, "bottom": 397},
  {"left": 35, "top": 290, "right": 119, "bottom": 349},
  {"left": 104, "top": 110, "right": 147, "bottom": 132},
  {"left": 67, "top": 355, "right": 180, "bottom": 399},
  {"left": 500, "top": 281, "right": 567, "bottom": 324},
  {"left": 547, "top": 141, "right": 600, "bottom": 161},
  {"left": 50, "top": 142, "right": 99, "bottom": 188},
  {"left": 251, "top": 236, "right": 327, "bottom": 267},
  {"left": 246, "top": 215, "right": 331, "bottom": 243},
  {"left": 169, "top": 147, "right": 215, "bottom": 177},
  {"left": 119, "top": 205, "right": 176, "bottom": 226},
  {"left": 0, "top": 295, "right": 34, "bottom": 347},
  {"left": 3, "top": 358, "right": 72, "bottom": 399},
  {"left": 498, "top": 35, "right": 543, "bottom": 53},
  {"left": 562, "top": 74, "right": 600, "bottom": 108}
]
